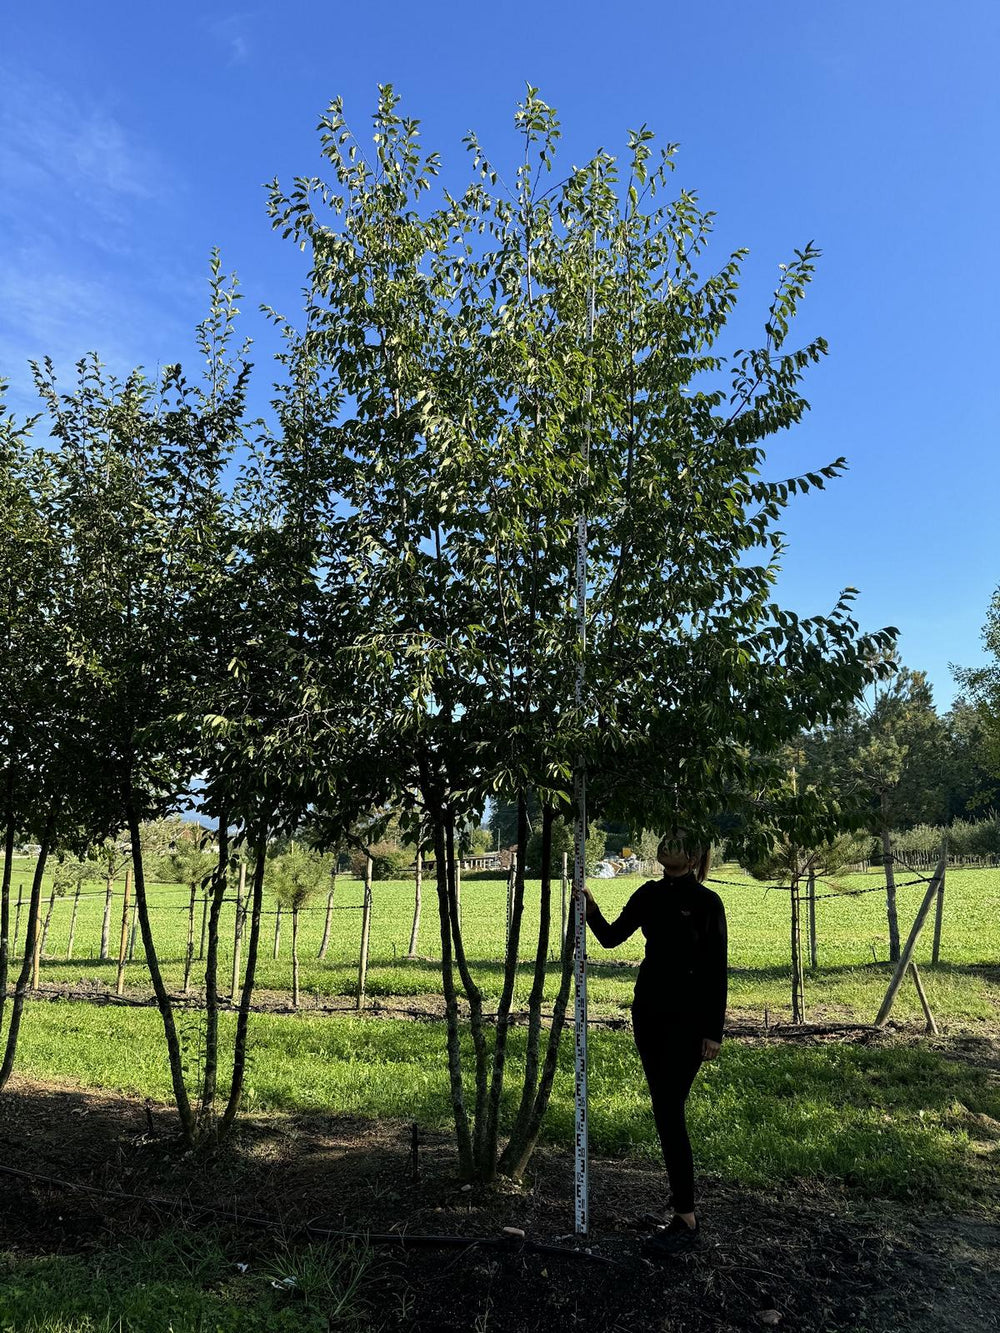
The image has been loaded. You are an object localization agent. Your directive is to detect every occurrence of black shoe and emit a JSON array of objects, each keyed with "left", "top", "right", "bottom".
[{"left": 643, "top": 1215, "right": 701, "bottom": 1258}]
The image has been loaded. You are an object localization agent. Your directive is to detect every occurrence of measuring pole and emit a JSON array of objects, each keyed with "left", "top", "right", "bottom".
[{"left": 572, "top": 229, "right": 597, "bottom": 1239}]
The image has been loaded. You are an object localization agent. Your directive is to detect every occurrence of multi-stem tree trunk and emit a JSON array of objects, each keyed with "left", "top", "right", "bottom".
[
  {"left": 0, "top": 814, "right": 55, "bottom": 1092},
  {"left": 199, "top": 817, "right": 229, "bottom": 1132},
  {"left": 407, "top": 848, "right": 422, "bottom": 958},
  {"left": 499, "top": 805, "right": 553, "bottom": 1172},
  {"left": 221, "top": 819, "right": 269, "bottom": 1137},
  {"left": 880, "top": 794, "right": 900, "bottom": 962},
  {"left": 125, "top": 796, "right": 195, "bottom": 1143},
  {"left": 481, "top": 795, "right": 529, "bottom": 1178},
  {"left": 100, "top": 876, "right": 114, "bottom": 960}
]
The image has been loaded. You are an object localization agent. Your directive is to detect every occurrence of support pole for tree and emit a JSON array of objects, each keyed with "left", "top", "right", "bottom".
[
  {"left": 874, "top": 855, "right": 946, "bottom": 1028},
  {"left": 455, "top": 856, "right": 462, "bottom": 932},
  {"left": 807, "top": 868, "right": 818, "bottom": 970},
  {"left": 357, "top": 854, "right": 373, "bottom": 1010},
  {"left": 100, "top": 877, "right": 113, "bottom": 960},
  {"left": 909, "top": 962, "right": 938, "bottom": 1034},
  {"left": 931, "top": 837, "right": 947, "bottom": 966},
  {"left": 38, "top": 889, "right": 57, "bottom": 960},
  {"left": 231, "top": 861, "right": 246, "bottom": 1000},
  {"left": 13, "top": 884, "right": 22, "bottom": 948},
  {"left": 291, "top": 905, "right": 300, "bottom": 1009},
  {"left": 789, "top": 870, "right": 805, "bottom": 1024},
  {"left": 67, "top": 885, "right": 81, "bottom": 960},
  {"left": 199, "top": 890, "right": 208, "bottom": 960},
  {"left": 30, "top": 896, "right": 43, "bottom": 989},
  {"left": 115, "top": 869, "right": 132, "bottom": 997},
  {"left": 407, "top": 850, "right": 422, "bottom": 959},
  {"left": 272, "top": 901, "right": 282, "bottom": 959},
  {"left": 183, "top": 881, "right": 197, "bottom": 994},
  {"left": 127, "top": 896, "right": 138, "bottom": 961}
]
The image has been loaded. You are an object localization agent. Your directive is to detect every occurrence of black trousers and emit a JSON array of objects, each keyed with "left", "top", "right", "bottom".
[{"left": 631, "top": 999, "right": 704, "bottom": 1215}]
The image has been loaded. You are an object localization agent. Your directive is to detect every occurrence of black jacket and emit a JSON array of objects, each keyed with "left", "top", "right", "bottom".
[{"left": 587, "top": 873, "right": 728, "bottom": 1042}]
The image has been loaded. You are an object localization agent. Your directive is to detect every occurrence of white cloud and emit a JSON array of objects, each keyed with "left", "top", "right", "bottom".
[{"left": 208, "top": 12, "right": 253, "bottom": 67}]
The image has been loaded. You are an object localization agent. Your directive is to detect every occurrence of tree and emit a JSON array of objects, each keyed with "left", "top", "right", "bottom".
[
  {"left": 954, "top": 590, "right": 1000, "bottom": 792},
  {"left": 269, "top": 86, "right": 896, "bottom": 1184}
]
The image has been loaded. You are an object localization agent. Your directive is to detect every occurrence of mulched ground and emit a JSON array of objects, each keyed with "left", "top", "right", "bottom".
[{"left": 1, "top": 1063, "right": 999, "bottom": 1333}]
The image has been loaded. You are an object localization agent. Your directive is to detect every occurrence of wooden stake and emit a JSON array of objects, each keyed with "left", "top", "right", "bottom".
[
  {"left": 406, "top": 851, "right": 421, "bottom": 959},
  {"left": 115, "top": 869, "right": 132, "bottom": 997},
  {"left": 807, "top": 869, "right": 818, "bottom": 970},
  {"left": 931, "top": 838, "right": 947, "bottom": 966},
  {"left": 874, "top": 856, "right": 945, "bottom": 1028},
  {"left": 357, "top": 855, "right": 372, "bottom": 1010},
  {"left": 909, "top": 962, "right": 938, "bottom": 1034},
  {"left": 67, "top": 884, "right": 81, "bottom": 960},
  {"left": 183, "top": 881, "right": 197, "bottom": 994},
  {"left": 231, "top": 861, "right": 246, "bottom": 1000},
  {"left": 100, "top": 877, "right": 113, "bottom": 960},
  {"left": 291, "top": 906, "right": 300, "bottom": 1009},
  {"left": 272, "top": 901, "right": 282, "bottom": 959}
]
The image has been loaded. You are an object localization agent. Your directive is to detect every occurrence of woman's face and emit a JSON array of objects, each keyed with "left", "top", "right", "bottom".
[{"left": 657, "top": 846, "right": 695, "bottom": 875}]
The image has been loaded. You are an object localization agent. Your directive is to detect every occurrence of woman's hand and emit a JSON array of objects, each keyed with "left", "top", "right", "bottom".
[
  {"left": 582, "top": 887, "right": 598, "bottom": 919},
  {"left": 701, "top": 1038, "right": 721, "bottom": 1061}
]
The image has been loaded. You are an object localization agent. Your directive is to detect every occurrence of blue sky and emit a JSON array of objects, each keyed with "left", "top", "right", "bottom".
[{"left": 2, "top": 1, "right": 997, "bottom": 707}]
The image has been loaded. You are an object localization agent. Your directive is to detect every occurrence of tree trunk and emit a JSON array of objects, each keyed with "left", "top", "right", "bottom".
[
  {"left": 482, "top": 794, "right": 529, "bottom": 1178},
  {"left": 429, "top": 806, "right": 474, "bottom": 1178},
  {"left": 407, "top": 848, "right": 422, "bottom": 958},
  {"left": 199, "top": 816, "right": 229, "bottom": 1131},
  {"left": 38, "top": 889, "right": 57, "bottom": 960},
  {"left": 199, "top": 891, "right": 208, "bottom": 960},
  {"left": 13, "top": 885, "right": 23, "bottom": 950},
  {"left": 317, "top": 876, "right": 335, "bottom": 960},
  {"left": 0, "top": 813, "right": 15, "bottom": 1035},
  {"left": 127, "top": 897, "right": 139, "bottom": 961},
  {"left": 291, "top": 906, "right": 300, "bottom": 1008},
  {"left": 881, "top": 796, "right": 900, "bottom": 963},
  {"left": 790, "top": 869, "right": 805, "bottom": 1024},
  {"left": 125, "top": 797, "right": 196, "bottom": 1143},
  {"left": 182, "top": 882, "right": 197, "bottom": 994},
  {"left": 66, "top": 885, "right": 81, "bottom": 960},
  {"left": 231, "top": 860, "right": 246, "bottom": 1000},
  {"left": 272, "top": 902, "right": 282, "bottom": 959},
  {"left": 100, "top": 877, "right": 113, "bottom": 960},
  {"left": 499, "top": 805, "right": 553, "bottom": 1174},
  {"left": 221, "top": 824, "right": 268, "bottom": 1137},
  {"left": 807, "top": 869, "right": 817, "bottom": 970},
  {"left": 0, "top": 815, "right": 55, "bottom": 1092},
  {"left": 560, "top": 851, "right": 568, "bottom": 950}
]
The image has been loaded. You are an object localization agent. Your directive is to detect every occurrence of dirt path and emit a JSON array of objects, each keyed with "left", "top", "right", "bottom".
[{"left": 1, "top": 1074, "right": 997, "bottom": 1331}]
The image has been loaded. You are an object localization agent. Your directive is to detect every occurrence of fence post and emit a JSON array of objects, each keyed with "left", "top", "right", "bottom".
[
  {"left": 789, "top": 869, "right": 805, "bottom": 1024},
  {"left": 115, "top": 869, "right": 132, "bottom": 997},
  {"left": 231, "top": 861, "right": 246, "bottom": 1000},
  {"left": 31, "top": 895, "right": 45, "bottom": 989},
  {"left": 874, "top": 856, "right": 945, "bottom": 1028},
  {"left": 357, "top": 855, "right": 373, "bottom": 1010},
  {"left": 931, "top": 837, "right": 948, "bottom": 966},
  {"left": 183, "top": 881, "right": 197, "bottom": 994},
  {"left": 406, "top": 851, "right": 421, "bottom": 959},
  {"left": 67, "top": 884, "right": 81, "bottom": 960}
]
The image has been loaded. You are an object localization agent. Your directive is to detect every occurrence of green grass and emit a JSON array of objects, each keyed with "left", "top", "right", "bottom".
[
  {"left": 0, "top": 1227, "right": 381, "bottom": 1332},
  {"left": 13, "top": 857, "right": 1000, "bottom": 1028},
  {"left": 17, "top": 999, "right": 1000, "bottom": 1207}
]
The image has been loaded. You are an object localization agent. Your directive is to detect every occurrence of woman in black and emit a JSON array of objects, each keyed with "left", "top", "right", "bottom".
[{"left": 585, "top": 839, "right": 727, "bottom": 1255}]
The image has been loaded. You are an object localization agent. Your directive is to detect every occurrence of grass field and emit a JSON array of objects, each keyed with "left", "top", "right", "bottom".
[{"left": 10, "top": 857, "right": 1000, "bottom": 1028}]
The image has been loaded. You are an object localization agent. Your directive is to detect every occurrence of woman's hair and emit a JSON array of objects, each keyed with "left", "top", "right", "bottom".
[{"left": 657, "top": 836, "right": 712, "bottom": 883}]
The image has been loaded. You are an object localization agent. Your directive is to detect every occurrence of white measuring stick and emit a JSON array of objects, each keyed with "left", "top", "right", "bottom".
[{"left": 572, "top": 224, "right": 596, "bottom": 1239}]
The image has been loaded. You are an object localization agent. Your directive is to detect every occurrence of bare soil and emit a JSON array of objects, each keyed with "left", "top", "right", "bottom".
[{"left": 1, "top": 1070, "right": 998, "bottom": 1332}]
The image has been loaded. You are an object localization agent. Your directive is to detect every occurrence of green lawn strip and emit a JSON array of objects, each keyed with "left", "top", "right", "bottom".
[
  {"left": 16, "top": 1001, "right": 1000, "bottom": 1207},
  {"left": 0, "top": 1227, "right": 378, "bottom": 1332},
  {"left": 23, "top": 864, "right": 1000, "bottom": 1029}
]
